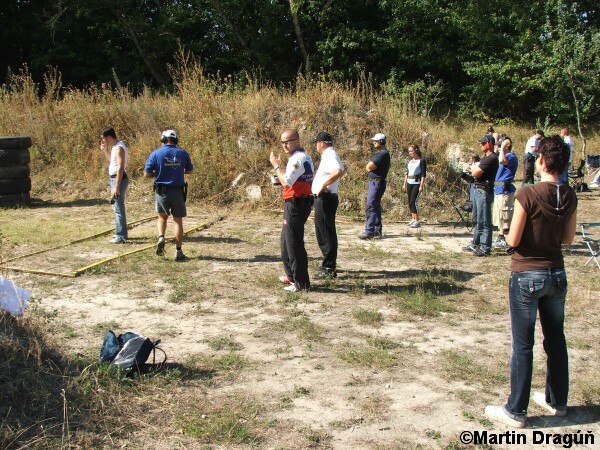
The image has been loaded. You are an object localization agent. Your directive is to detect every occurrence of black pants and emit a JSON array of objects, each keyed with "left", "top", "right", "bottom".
[
  {"left": 314, "top": 193, "right": 339, "bottom": 271},
  {"left": 406, "top": 183, "right": 421, "bottom": 214},
  {"left": 522, "top": 154, "right": 536, "bottom": 185},
  {"left": 281, "top": 198, "right": 312, "bottom": 288}
]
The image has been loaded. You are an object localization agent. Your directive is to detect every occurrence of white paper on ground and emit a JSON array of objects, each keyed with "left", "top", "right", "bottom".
[{"left": 0, "top": 276, "right": 31, "bottom": 316}]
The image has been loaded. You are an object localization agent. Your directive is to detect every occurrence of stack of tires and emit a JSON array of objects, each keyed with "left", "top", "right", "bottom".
[{"left": 0, "top": 136, "right": 32, "bottom": 207}]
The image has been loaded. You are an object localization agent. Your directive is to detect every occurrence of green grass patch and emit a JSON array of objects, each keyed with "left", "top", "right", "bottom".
[
  {"left": 337, "top": 339, "right": 400, "bottom": 369},
  {"left": 273, "top": 311, "right": 323, "bottom": 342},
  {"left": 388, "top": 286, "right": 455, "bottom": 317},
  {"left": 441, "top": 349, "right": 508, "bottom": 386},
  {"left": 367, "top": 336, "right": 401, "bottom": 350},
  {"left": 189, "top": 352, "right": 250, "bottom": 372},
  {"left": 206, "top": 335, "right": 243, "bottom": 351},
  {"left": 92, "top": 320, "right": 119, "bottom": 334},
  {"left": 178, "top": 398, "right": 262, "bottom": 445},
  {"left": 352, "top": 308, "right": 383, "bottom": 326}
]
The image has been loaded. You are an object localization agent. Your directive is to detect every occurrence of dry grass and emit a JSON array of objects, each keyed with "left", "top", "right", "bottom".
[{"left": 2, "top": 62, "right": 597, "bottom": 220}]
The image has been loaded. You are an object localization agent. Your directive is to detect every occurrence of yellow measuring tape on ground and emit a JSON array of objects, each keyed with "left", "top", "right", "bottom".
[{"left": 3, "top": 216, "right": 225, "bottom": 277}]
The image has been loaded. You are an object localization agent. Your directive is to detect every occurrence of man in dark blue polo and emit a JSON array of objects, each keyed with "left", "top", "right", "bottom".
[
  {"left": 144, "top": 129, "right": 194, "bottom": 261},
  {"left": 359, "top": 133, "right": 390, "bottom": 239}
]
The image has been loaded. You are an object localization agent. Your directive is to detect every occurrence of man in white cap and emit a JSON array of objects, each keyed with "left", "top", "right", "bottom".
[
  {"left": 144, "top": 129, "right": 194, "bottom": 261},
  {"left": 359, "top": 133, "right": 390, "bottom": 239}
]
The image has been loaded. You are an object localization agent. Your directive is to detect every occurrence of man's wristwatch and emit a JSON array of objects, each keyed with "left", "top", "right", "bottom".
[{"left": 273, "top": 165, "right": 280, "bottom": 171}]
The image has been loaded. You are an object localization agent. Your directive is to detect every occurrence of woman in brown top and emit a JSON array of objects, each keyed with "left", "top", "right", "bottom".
[{"left": 485, "top": 136, "right": 577, "bottom": 428}]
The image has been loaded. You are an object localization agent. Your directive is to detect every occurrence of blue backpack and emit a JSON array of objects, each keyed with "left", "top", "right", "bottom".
[{"left": 100, "top": 330, "right": 166, "bottom": 372}]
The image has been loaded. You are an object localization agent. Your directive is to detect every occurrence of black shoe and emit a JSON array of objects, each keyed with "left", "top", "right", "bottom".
[
  {"left": 313, "top": 270, "right": 337, "bottom": 280},
  {"left": 474, "top": 248, "right": 490, "bottom": 257},
  {"left": 359, "top": 232, "right": 374, "bottom": 240},
  {"left": 156, "top": 238, "right": 166, "bottom": 256},
  {"left": 175, "top": 250, "right": 188, "bottom": 261}
]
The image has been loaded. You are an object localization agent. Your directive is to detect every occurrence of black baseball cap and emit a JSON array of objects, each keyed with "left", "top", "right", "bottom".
[
  {"left": 313, "top": 131, "right": 333, "bottom": 143},
  {"left": 477, "top": 135, "right": 495, "bottom": 145}
]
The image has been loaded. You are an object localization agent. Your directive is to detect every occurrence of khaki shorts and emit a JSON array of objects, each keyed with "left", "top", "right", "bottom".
[{"left": 493, "top": 192, "right": 515, "bottom": 231}]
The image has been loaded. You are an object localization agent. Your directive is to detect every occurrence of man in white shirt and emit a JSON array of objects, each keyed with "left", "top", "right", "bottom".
[
  {"left": 559, "top": 128, "right": 574, "bottom": 184},
  {"left": 100, "top": 127, "right": 129, "bottom": 244},
  {"left": 522, "top": 129, "right": 544, "bottom": 186},
  {"left": 311, "top": 132, "right": 344, "bottom": 279}
]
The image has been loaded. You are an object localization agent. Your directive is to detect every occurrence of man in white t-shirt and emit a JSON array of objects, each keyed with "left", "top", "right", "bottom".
[
  {"left": 311, "top": 132, "right": 344, "bottom": 279},
  {"left": 522, "top": 129, "right": 544, "bottom": 186},
  {"left": 559, "top": 128, "right": 574, "bottom": 184},
  {"left": 100, "top": 127, "right": 129, "bottom": 244}
]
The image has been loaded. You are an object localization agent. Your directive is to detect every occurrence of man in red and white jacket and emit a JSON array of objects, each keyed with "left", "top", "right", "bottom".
[{"left": 270, "top": 129, "right": 314, "bottom": 292}]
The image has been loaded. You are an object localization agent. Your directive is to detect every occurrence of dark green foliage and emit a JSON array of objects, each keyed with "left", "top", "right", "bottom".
[{"left": 0, "top": 0, "right": 598, "bottom": 122}]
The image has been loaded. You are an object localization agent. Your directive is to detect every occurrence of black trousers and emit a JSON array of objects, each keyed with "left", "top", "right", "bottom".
[
  {"left": 406, "top": 183, "right": 421, "bottom": 214},
  {"left": 314, "top": 193, "right": 339, "bottom": 271},
  {"left": 281, "top": 198, "right": 312, "bottom": 288},
  {"left": 522, "top": 154, "right": 536, "bottom": 185}
]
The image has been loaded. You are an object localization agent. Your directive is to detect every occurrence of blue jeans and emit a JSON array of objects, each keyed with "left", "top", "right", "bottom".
[
  {"left": 364, "top": 179, "right": 386, "bottom": 235},
  {"left": 471, "top": 187, "right": 493, "bottom": 252},
  {"left": 505, "top": 269, "right": 569, "bottom": 420},
  {"left": 110, "top": 176, "right": 128, "bottom": 239},
  {"left": 558, "top": 164, "right": 569, "bottom": 184}
]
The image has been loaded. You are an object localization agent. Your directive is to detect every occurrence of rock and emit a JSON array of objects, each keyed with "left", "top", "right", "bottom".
[{"left": 246, "top": 184, "right": 261, "bottom": 200}]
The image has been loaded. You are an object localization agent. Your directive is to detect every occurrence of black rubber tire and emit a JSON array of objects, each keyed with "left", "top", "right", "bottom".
[
  {"left": 0, "top": 192, "right": 30, "bottom": 207},
  {"left": 0, "top": 177, "right": 31, "bottom": 195},
  {"left": 0, "top": 136, "right": 32, "bottom": 149},
  {"left": 0, "top": 165, "right": 30, "bottom": 179},
  {"left": 0, "top": 148, "right": 30, "bottom": 165}
]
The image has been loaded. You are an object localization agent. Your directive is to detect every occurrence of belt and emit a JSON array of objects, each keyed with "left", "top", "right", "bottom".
[
  {"left": 369, "top": 177, "right": 385, "bottom": 182},
  {"left": 110, "top": 173, "right": 127, "bottom": 179},
  {"left": 314, "top": 191, "right": 338, "bottom": 198},
  {"left": 283, "top": 195, "right": 315, "bottom": 206},
  {"left": 155, "top": 184, "right": 184, "bottom": 190},
  {"left": 473, "top": 183, "right": 489, "bottom": 189},
  {"left": 494, "top": 181, "right": 513, "bottom": 186},
  {"left": 407, "top": 175, "right": 420, "bottom": 180}
]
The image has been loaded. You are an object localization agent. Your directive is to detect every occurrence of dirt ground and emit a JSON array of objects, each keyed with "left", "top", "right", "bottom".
[{"left": 3, "top": 184, "right": 600, "bottom": 449}]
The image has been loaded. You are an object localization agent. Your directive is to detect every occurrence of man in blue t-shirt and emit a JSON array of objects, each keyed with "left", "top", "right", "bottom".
[
  {"left": 359, "top": 133, "right": 391, "bottom": 239},
  {"left": 144, "top": 129, "right": 194, "bottom": 261},
  {"left": 493, "top": 137, "right": 518, "bottom": 249}
]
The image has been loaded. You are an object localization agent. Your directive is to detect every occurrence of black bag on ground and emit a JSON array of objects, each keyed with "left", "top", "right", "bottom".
[{"left": 100, "top": 330, "right": 166, "bottom": 371}]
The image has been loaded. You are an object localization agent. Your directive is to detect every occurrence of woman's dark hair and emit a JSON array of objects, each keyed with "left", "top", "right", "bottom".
[
  {"left": 538, "top": 135, "right": 570, "bottom": 174},
  {"left": 409, "top": 144, "right": 422, "bottom": 158}
]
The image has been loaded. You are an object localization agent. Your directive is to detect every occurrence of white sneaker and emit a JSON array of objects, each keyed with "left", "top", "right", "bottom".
[
  {"left": 484, "top": 405, "right": 525, "bottom": 428},
  {"left": 532, "top": 392, "right": 566, "bottom": 416},
  {"left": 410, "top": 220, "right": 421, "bottom": 228},
  {"left": 283, "top": 284, "right": 298, "bottom": 292},
  {"left": 408, "top": 219, "right": 416, "bottom": 225},
  {"left": 589, "top": 182, "right": 599, "bottom": 188},
  {"left": 108, "top": 236, "right": 126, "bottom": 244}
]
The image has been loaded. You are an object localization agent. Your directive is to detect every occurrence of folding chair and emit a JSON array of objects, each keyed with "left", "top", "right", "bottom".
[
  {"left": 580, "top": 223, "right": 600, "bottom": 269},
  {"left": 568, "top": 159, "right": 585, "bottom": 189},
  {"left": 453, "top": 199, "right": 473, "bottom": 232},
  {"left": 586, "top": 154, "right": 600, "bottom": 178}
]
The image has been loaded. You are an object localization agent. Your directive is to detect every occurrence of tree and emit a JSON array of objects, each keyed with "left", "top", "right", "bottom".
[{"left": 535, "top": 1, "right": 600, "bottom": 155}]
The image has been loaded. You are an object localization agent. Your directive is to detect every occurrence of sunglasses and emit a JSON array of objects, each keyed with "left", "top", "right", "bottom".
[{"left": 281, "top": 138, "right": 298, "bottom": 145}]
